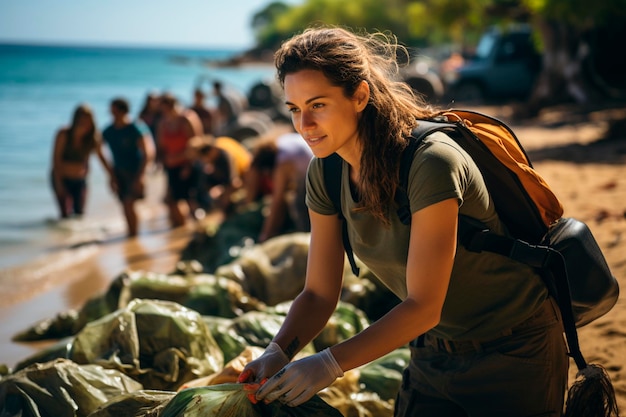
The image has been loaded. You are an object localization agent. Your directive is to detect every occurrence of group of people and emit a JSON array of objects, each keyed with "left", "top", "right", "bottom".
[
  {"left": 50, "top": 82, "right": 313, "bottom": 242},
  {"left": 50, "top": 98, "right": 155, "bottom": 237}
]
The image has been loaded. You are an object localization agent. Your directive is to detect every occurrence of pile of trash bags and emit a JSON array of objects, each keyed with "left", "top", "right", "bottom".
[{"left": 1, "top": 221, "right": 409, "bottom": 417}]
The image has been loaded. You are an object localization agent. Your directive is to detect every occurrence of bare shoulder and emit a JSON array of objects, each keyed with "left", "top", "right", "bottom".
[{"left": 54, "top": 127, "right": 69, "bottom": 142}]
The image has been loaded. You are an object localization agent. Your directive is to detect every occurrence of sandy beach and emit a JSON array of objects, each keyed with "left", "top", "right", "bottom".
[{"left": 1, "top": 103, "right": 625, "bottom": 410}]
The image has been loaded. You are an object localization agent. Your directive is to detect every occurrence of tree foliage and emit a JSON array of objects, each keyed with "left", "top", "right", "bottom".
[
  {"left": 252, "top": 0, "right": 626, "bottom": 49},
  {"left": 252, "top": 0, "right": 431, "bottom": 49},
  {"left": 251, "top": 0, "right": 626, "bottom": 107},
  {"left": 523, "top": 0, "right": 626, "bottom": 27}
]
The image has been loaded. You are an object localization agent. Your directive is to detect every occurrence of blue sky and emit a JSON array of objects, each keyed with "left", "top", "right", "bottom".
[{"left": 0, "top": 0, "right": 299, "bottom": 49}]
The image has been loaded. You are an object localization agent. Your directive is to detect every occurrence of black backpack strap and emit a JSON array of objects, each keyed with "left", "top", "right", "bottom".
[
  {"left": 322, "top": 153, "right": 360, "bottom": 276},
  {"left": 545, "top": 251, "right": 588, "bottom": 370},
  {"left": 458, "top": 216, "right": 587, "bottom": 370}
]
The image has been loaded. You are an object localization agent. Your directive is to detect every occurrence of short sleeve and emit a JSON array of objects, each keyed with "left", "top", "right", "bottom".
[
  {"left": 407, "top": 132, "right": 472, "bottom": 213},
  {"left": 305, "top": 157, "right": 338, "bottom": 216}
]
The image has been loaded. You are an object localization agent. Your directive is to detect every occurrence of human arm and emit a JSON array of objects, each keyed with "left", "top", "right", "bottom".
[
  {"left": 255, "top": 198, "right": 459, "bottom": 405},
  {"left": 243, "top": 166, "right": 268, "bottom": 204},
  {"left": 94, "top": 133, "right": 116, "bottom": 192},
  {"left": 51, "top": 129, "right": 67, "bottom": 190},
  {"left": 94, "top": 133, "right": 114, "bottom": 177},
  {"left": 134, "top": 128, "right": 155, "bottom": 191},
  {"left": 239, "top": 209, "right": 346, "bottom": 383},
  {"left": 215, "top": 152, "right": 237, "bottom": 211},
  {"left": 330, "top": 197, "right": 458, "bottom": 369},
  {"left": 257, "top": 161, "right": 291, "bottom": 242}
]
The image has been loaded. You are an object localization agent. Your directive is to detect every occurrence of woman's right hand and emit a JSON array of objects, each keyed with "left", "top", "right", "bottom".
[{"left": 238, "top": 342, "right": 290, "bottom": 401}]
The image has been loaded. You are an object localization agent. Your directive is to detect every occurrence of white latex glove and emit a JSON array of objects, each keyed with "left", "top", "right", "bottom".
[
  {"left": 238, "top": 342, "right": 289, "bottom": 385},
  {"left": 255, "top": 348, "right": 344, "bottom": 407}
]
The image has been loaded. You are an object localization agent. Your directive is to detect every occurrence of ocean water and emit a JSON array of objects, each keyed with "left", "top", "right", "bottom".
[{"left": 0, "top": 43, "right": 275, "bottom": 270}]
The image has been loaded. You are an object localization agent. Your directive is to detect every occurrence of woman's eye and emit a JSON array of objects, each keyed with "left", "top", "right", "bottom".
[
  {"left": 287, "top": 107, "right": 300, "bottom": 113},
  {"left": 312, "top": 103, "right": 324, "bottom": 109}
]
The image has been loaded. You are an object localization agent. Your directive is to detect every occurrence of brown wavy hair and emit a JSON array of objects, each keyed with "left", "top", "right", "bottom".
[
  {"left": 275, "top": 26, "right": 439, "bottom": 224},
  {"left": 68, "top": 104, "right": 98, "bottom": 154}
]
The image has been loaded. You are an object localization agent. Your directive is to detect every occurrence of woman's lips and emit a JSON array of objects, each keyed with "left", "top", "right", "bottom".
[{"left": 305, "top": 135, "right": 325, "bottom": 145}]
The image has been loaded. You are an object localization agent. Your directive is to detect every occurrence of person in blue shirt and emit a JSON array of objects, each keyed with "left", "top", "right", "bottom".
[{"left": 102, "top": 97, "right": 155, "bottom": 237}]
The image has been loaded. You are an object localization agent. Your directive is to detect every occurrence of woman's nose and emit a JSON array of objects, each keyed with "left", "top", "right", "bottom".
[{"left": 300, "top": 110, "right": 315, "bottom": 130}]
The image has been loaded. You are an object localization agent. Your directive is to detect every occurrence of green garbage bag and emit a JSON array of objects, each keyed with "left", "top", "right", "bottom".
[
  {"left": 358, "top": 348, "right": 410, "bottom": 401},
  {"left": 202, "top": 315, "right": 255, "bottom": 364},
  {"left": 160, "top": 384, "right": 343, "bottom": 417},
  {"left": 87, "top": 390, "right": 175, "bottom": 417},
  {"left": 216, "top": 232, "right": 401, "bottom": 321},
  {"left": 215, "top": 232, "right": 311, "bottom": 306},
  {"left": 12, "top": 270, "right": 265, "bottom": 343},
  {"left": 202, "top": 310, "right": 310, "bottom": 364},
  {"left": 118, "top": 271, "right": 264, "bottom": 318},
  {"left": 179, "top": 204, "right": 264, "bottom": 273},
  {"left": 70, "top": 299, "right": 224, "bottom": 391},
  {"left": 202, "top": 301, "right": 368, "bottom": 364},
  {"left": 13, "top": 336, "right": 74, "bottom": 372},
  {"left": 0, "top": 358, "right": 142, "bottom": 417}
]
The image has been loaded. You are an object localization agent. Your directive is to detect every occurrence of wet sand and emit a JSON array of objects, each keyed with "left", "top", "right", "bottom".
[{"left": 0, "top": 172, "right": 195, "bottom": 368}]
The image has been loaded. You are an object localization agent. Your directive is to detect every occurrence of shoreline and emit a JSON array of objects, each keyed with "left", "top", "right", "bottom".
[
  {"left": 0, "top": 216, "right": 195, "bottom": 369},
  {"left": 0, "top": 169, "right": 195, "bottom": 369}
]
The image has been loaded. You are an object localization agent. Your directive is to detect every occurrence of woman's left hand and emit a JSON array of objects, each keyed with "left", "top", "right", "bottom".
[{"left": 255, "top": 348, "right": 343, "bottom": 407}]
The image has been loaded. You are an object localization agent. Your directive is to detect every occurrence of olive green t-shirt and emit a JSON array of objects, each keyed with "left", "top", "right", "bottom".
[{"left": 306, "top": 131, "right": 548, "bottom": 340}]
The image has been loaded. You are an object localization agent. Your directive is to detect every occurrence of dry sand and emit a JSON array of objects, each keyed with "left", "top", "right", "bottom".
[
  {"left": 1, "top": 104, "right": 625, "bottom": 409},
  {"left": 486, "top": 103, "right": 626, "bottom": 409}
]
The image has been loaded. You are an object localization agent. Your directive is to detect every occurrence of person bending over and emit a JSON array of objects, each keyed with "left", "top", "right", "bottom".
[{"left": 239, "top": 26, "right": 568, "bottom": 417}]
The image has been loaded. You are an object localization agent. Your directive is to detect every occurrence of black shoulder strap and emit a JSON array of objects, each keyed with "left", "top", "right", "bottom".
[{"left": 322, "top": 153, "right": 360, "bottom": 276}]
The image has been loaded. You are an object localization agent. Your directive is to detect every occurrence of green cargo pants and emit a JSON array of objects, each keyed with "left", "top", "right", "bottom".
[{"left": 394, "top": 297, "right": 568, "bottom": 417}]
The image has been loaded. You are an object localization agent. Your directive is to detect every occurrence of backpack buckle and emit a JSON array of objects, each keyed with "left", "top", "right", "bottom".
[{"left": 508, "top": 240, "right": 552, "bottom": 269}]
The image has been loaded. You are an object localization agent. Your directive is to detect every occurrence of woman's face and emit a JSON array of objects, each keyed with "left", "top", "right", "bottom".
[{"left": 284, "top": 69, "right": 367, "bottom": 159}]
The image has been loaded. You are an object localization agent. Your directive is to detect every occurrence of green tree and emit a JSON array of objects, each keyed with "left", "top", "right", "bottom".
[
  {"left": 251, "top": 2, "right": 293, "bottom": 49},
  {"left": 251, "top": 0, "right": 424, "bottom": 49},
  {"left": 522, "top": 0, "right": 626, "bottom": 112}
]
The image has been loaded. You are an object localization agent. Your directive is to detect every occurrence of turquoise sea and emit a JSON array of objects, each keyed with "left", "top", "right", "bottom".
[{"left": 0, "top": 42, "right": 275, "bottom": 270}]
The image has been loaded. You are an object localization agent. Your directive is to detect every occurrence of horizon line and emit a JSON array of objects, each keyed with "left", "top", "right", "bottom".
[{"left": 0, "top": 38, "right": 254, "bottom": 52}]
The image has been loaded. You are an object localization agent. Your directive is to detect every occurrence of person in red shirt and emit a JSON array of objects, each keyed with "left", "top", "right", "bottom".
[{"left": 156, "top": 93, "right": 202, "bottom": 227}]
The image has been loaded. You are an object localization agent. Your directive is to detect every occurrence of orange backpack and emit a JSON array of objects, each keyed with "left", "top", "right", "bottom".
[{"left": 436, "top": 110, "right": 563, "bottom": 240}]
